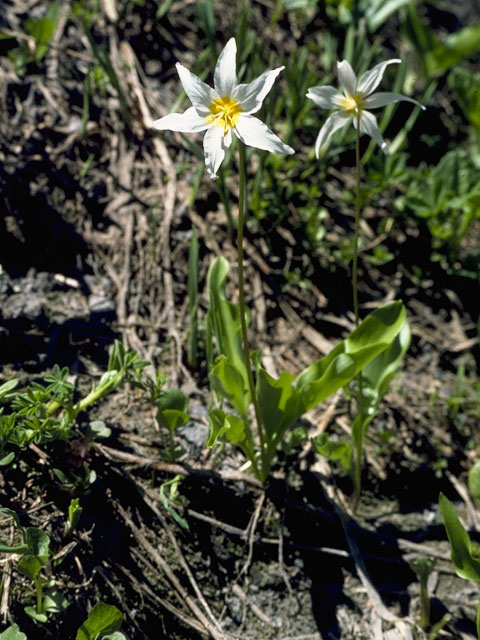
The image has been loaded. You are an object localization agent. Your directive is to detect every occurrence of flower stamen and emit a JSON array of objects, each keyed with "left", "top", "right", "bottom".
[
  {"left": 339, "top": 93, "right": 363, "bottom": 115},
  {"left": 206, "top": 96, "right": 242, "bottom": 135}
]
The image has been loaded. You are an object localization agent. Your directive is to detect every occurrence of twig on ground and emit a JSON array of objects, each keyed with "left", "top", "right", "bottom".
[{"left": 116, "top": 501, "right": 230, "bottom": 640}]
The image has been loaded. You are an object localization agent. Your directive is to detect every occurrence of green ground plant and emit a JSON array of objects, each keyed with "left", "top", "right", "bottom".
[{"left": 439, "top": 493, "right": 480, "bottom": 638}]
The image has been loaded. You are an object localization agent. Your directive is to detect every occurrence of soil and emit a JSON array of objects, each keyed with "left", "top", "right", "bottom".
[{"left": 1, "top": 0, "right": 480, "bottom": 639}]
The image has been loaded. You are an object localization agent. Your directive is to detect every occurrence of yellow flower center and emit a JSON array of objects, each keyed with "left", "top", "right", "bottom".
[
  {"left": 206, "top": 96, "right": 242, "bottom": 135},
  {"left": 339, "top": 92, "right": 364, "bottom": 114}
]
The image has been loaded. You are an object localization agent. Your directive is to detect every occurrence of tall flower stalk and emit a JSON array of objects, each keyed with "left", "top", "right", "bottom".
[
  {"left": 153, "top": 38, "right": 293, "bottom": 479},
  {"left": 307, "top": 58, "right": 424, "bottom": 506},
  {"left": 237, "top": 142, "right": 268, "bottom": 473}
]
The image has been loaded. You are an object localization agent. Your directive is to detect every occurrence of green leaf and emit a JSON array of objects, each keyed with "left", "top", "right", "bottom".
[
  {"left": 0, "top": 508, "right": 23, "bottom": 532},
  {"left": 24, "top": 2, "right": 60, "bottom": 62},
  {"left": 157, "top": 409, "right": 189, "bottom": 433},
  {"left": 0, "top": 453, "right": 15, "bottom": 467},
  {"left": 210, "top": 355, "right": 249, "bottom": 417},
  {"left": 76, "top": 602, "right": 122, "bottom": 640},
  {"left": 24, "top": 606, "right": 47, "bottom": 623},
  {"left": 206, "top": 258, "right": 249, "bottom": 395},
  {"left": 207, "top": 410, "right": 245, "bottom": 447},
  {"left": 352, "top": 321, "right": 410, "bottom": 452},
  {"left": 296, "top": 301, "right": 406, "bottom": 412},
  {"left": 312, "top": 433, "right": 352, "bottom": 472},
  {"left": 468, "top": 461, "right": 480, "bottom": 500},
  {"left": 256, "top": 369, "right": 302, "bottom": 440},
  {"left": 67, "top": 498, "right": 83, "bottom": 533},
  {"left": 24, "top": 528, "right": 50, "bottom": 561},
  {"left": 159, "top": 476, "right": 190, "bottom": 532},
  {"left": 439, "top": 493, "right": 480, "bottom": 582},
  {"left": 43, "top": 588, "right": 68, "bottom": 613},
  {"left": 0, "top": 379, "right": 19, "bottom": 400},
  {"left": 404, "top": 2, "right": 480, "bottom": 76},
  {"left": 366, "top": 0, "right": 409, "bottom": 33},
  {"left": 155, "top": 389, "right": 189, "bottom": 432},
  {"left": 0, "top": 624, "right": 27, "bottom": 639},
  {"left": 449, "top": 67, "right": 480, "bottom": 134},
  {"left": 88, "top": 421, "right": 111, "bottom": 440},
  {"left": 18, "top": 555, "right": 44, "bottom": 581}
]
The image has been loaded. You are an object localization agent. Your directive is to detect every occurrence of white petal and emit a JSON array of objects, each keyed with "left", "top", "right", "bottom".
[
  {"left": 203, "top": 126, "right": 232, "bottom": 179},
  {"left": 214, "top": 38, "right": 237, "bottom": 96},
  {"left": 337, "top": 60, "right": 357, "bottom": 96},
  {"left": 356, "top": 59, "right": 400, "bottom": 96},
  {"left": 306, "top": 85, "right": 344, "bottom": 110},
  {"left": 234, "top": 115, "right": 294, "bottom": 154},
  {"left": 152, "top": 107, "right": 210, "bottom": 132},
  {"left": 314, "top": 111, "right": 350, "bottom": 157},
  {"left": 176, "top": 63, "right": 215, "bottom": 113},
  {"left": 362, "top": 91, "right": 425, "bottom": 110},
  {"left": 233, "top": 67, "right": 284, "bottom": 115},
  {"left": 356, "top": 110, "right": 387, "bottom": 152}
]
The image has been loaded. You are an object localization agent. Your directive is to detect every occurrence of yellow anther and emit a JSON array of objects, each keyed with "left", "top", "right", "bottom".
[
  {"left": 339, "top": 93, "right": 363, "bottom": 114},
  {"left": 206, "top": 96, "right": 242, "bottom": 134}
]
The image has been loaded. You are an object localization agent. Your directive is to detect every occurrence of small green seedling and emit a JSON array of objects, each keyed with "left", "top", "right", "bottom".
[
  {"left": 159, "top": 475, "right": 190, "bottom": 532},
  {"left": 439, "top": 492, "right": 480, "bottom": 638},
  {"left": 66, "top": 498, "right": 83, "bottom": 536},
  {"left": 144, "top": 372, "right": 189, "bottom": 462},
  {"left": 0, "top": 508, "right": 67, "bottom": 622},
  {"left": 409, "top": 557, "right": 435, "bottom": 630}
]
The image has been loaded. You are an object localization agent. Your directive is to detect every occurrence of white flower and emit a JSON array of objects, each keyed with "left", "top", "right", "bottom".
[
  {"left": 153, "top": 38, "right": 294, "bottom": 179},
  {"left": 306, "top": 59, "right": 425, "bottom": 157}
]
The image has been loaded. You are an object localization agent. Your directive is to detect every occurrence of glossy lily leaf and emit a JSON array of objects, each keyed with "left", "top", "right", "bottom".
[
  {"left": 207, "top": 409, "right": 246, "bottom": 448},
  {"left": 439, "top": 492, "right": 480, "bottom": 582},
  {"left": 352, "top": 321, "right": 410, "bottom": 452},
  {"left": 206, "top": 257, "right": 249, "bottom": 396},
  {"left": 256, "top": 369, "right": 301, "bottom": 440},
  {"left": 211, "top": 355, "right": 249, "bottom": 417},
  {"left": 296, "top": 301, "right": 406, "bottom": 412}
]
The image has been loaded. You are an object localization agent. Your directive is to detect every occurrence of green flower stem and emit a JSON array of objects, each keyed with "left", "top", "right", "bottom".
[
  {"left": 419, "top": 577, "right": 430, "bottom": 630},
  {"left": 352, "top": 112, "right": 364, "bottom": 511},
  {"left": 237, "top": 141, "right": 268, "bottom": 479},
  {"left": 35, "top": 575, "right": 44, "bottom": 614},
  {"left": 352, "top": 115, "right": 362, "bottom": 329}
]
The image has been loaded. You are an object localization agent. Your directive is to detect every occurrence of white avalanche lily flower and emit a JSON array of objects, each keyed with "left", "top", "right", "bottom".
[
  {"left": 153, "top": 38, "right": 294, "bottom": 179},
  {"left": 306, "top": 59, "right": 425, "bottom": 157}
]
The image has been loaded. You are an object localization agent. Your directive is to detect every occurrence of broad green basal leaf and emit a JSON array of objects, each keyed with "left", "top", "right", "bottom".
[
  {"left": 210, "top": 355, "right": 249, "bottom": 417},
  {"left": 256, "top": 369, "right": 302, "bottom": 440},
  {"left": 206, "top": 257, "right": 249, "bottom": 393},
  {"left": 296, "top": 301, "right": 406, "bottom": 412}
]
